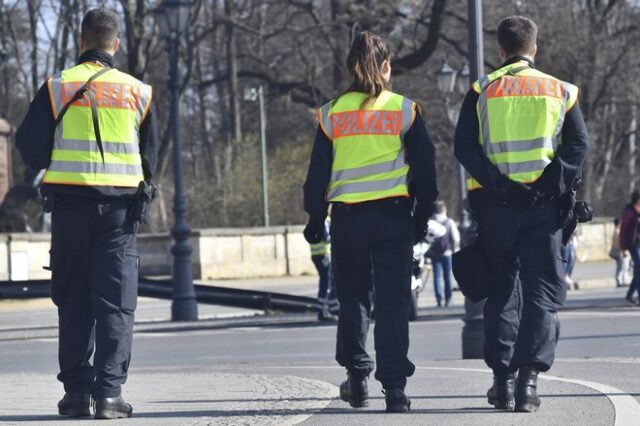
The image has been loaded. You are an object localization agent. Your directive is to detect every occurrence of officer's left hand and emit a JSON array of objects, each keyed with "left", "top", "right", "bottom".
[
  {"left": 303, "top": 217, "right": 324, "bottom": 244},
  {"left": 507, "top": 181, "right": 540, "bottom": 210}
]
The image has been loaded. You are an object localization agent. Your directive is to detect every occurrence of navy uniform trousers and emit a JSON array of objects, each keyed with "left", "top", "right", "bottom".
[
  {"left": 331, "top": 198, "right": 416, "bottom": 390},
  {"left": 472, "top": 192, "right": 566, "bottom": 376},
  {"left": 50, "top": 194, "right": 139, "bottom": 398}
]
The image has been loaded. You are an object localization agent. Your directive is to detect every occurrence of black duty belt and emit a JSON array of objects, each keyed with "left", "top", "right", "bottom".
[{"left": 332, "top": 196, "right": 412, "bottom": 210}]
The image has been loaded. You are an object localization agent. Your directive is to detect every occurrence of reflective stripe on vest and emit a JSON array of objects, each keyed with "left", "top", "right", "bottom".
[
  {"left": 466, "top": 62, "right": 578, "bottom": 191},
  {"left": 319, "top": 91, "right": 415, "bottom": 203},
  {"left": 310, "top": 241, "right": 331, "bottom": 256},
  {"left": 43, "top": 62, "right": 152, "bottom": 188}
]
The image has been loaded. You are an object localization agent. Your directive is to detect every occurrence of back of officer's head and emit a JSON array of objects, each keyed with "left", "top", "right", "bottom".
[
  {"left": 497, "top": 16, "right": 537, "bottom": 57},
  {"left": 632, "top": 189, "right": 640, "bottom": 206},
  {"left": 81, "top": 8, "right": 119, "bottom": 51}
]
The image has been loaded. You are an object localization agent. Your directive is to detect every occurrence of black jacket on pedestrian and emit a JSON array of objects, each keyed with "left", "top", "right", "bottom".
[
  {"left": 454, "top": 57, "right": 589, "bottom": 205},
  {"left": 303, "top": 105, "right": 439, "bottom": 223},
  {"left": 15, "top": 49, "right": 159, "bottom": 198}
]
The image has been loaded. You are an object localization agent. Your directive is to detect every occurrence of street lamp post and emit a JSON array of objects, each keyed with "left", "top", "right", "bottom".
[
  {"left": 156, "top": 0, "right": 198, "bottom": 322},
  {"left": 435, "top": 58, "right": 469, "bottom": 222},
  {"left": 461, "top": 0, "right": 486, "bottom": 359},
  {"left": 244, "top": 86, "right": 270, "bottom": 227},
  {"left": 435, "top": 0, "right": 486, "bottom": 359}
]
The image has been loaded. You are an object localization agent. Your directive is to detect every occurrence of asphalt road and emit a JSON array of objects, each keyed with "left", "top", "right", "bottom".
[{"left": 1, "top": 286, "right": 639, "bottom": 425}]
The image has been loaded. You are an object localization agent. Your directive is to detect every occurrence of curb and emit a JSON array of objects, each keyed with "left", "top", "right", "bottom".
[{"left": 0, "top": 293, "right": 632, "bottom": 342}]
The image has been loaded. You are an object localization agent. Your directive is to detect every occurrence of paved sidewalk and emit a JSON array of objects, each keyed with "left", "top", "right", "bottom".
[
  {"left": 0, "top": 359, "right": 637, "bottom": 425},
  {"left": 0, "top": 369, "right": 338, "bottom": 425}
]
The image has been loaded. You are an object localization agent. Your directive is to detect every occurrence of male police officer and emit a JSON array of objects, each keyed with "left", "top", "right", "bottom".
[
  {"left": 454, "top": 16, "right": 588, "bottom": 412},
  {"left": 16, "top": 8, "right": 158, "bottom": 419}
]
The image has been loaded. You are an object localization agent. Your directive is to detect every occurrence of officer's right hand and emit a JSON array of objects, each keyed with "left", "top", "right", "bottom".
[
  {"left": 506, "top": 181, "right": 537, "bottom": 209},
  {"left": 303, "top": 217, "right": 324, "bottom": 244},
  {"left": 413, "top": 217, "right": 429, "bottom": 244}
]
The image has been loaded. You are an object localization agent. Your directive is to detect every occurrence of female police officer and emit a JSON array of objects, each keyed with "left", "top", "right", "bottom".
[{"left": 303, "top": 31, "right": 438, "bottom": 413}]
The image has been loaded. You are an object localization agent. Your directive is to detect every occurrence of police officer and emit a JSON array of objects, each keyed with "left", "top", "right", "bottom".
[
  {"left": 454, "top": 16, "right": 588, "bottom": 412},
  {"left": 303, "top": 31, "right": 438, "bottom": 412},
  {"left": 309, "top": 218, "right": 339, "bottom": 321},
  {"left": 16, "top": 8, "right": 158, "bottom": 419}
]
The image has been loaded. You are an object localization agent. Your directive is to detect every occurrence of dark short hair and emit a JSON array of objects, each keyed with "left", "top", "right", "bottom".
[
  {"left": 435, "top": 200, "right": 447, "bottom": 214},
  {"left": 81, "top": 8, "right": 119, "bottom": 51},
  {"left": 632, "top": 189, "right": 640, "bottom": 205},
  {"left": 497, "top": 16, "right": 537, "bottom": 57}
]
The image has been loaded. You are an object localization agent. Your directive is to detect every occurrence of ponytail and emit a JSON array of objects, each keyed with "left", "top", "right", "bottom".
[{"left": 346, "top": 31, "right": 390, "bottom": 108}]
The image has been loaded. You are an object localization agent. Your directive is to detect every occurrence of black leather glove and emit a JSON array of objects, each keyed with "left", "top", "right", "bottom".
[
  {"left": 303, "top": 217, "right": 325, "bottom": 244},
  {"left": 506, "top": 181, "right": 539, "bottom": 209},
  {"left": 574, "top": 201, "right": 594, "bottom": 223},
  {"left": 413, "top": 217, "right": 429, "bottom": 244}
]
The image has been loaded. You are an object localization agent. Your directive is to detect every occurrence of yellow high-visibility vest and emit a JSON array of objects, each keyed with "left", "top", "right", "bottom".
[
  {"left": 43, "top": 62, "right": 152, "bottom": 188},
  {"left": 466, "top": 61, "right": 578, "bottom": 191},
  {"left": 317, "top": 90, "right": 416, "bottom": 203}
]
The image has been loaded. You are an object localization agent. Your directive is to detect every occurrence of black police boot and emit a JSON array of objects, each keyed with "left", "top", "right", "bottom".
[
  {"left": 58, "top": 393, "right": 91, "bottom": 417},
  {"left": 514, "top": 367, "right": 541, "bottom": 412},
  {"left": 94, "top": 396, "right": 133, "bottom": 419},
  {"left": 339, "top": 372, "right": 369, "bottom": 408},
  {"left": 487, "top": 373, "right": 515, "bottom": 410},
  {"left": 384, "top": 389, "right": 411, "bottom": 413}
]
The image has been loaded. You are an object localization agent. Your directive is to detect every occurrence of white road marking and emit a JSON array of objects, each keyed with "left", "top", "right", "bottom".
[
  {"left": 418, "top": 367, "right": 640, "bottom": 426},
  {"left": 259, "top": 364, "right": 640, "bottom": 426}
]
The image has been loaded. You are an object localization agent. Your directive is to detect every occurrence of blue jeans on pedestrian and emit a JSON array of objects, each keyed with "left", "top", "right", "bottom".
[
  {"left": 431, "top": 255, "right": 453, "bottom": 305},
  {"left": 563, "top": 243, "right": 576, "bottom": 276},
  {"left": 626, "top": 245, "right": 640, "bottom": 299}
]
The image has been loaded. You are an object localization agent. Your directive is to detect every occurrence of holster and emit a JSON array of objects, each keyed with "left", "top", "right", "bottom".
[{"left": 129, "top": 181, "right": 157, "bottom": 224}]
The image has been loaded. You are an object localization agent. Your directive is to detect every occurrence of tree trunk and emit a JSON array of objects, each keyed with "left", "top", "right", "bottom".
[
  {"left": 330, "top": 0, "right": 347, "bottom": 93},
  {"left": 120, "top": 0, "right": 147, "bottom": 80},
  {"left": 26, "top": 0, "right": 39, "bottom": 97},
  {"left": 629, "top": 104, "right": 637, "bottom": 194},
  {"left": 224, "top": 0, "right": 242, "bottom": 143}
]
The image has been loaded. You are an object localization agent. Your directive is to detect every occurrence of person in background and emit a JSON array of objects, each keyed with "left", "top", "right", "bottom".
[
  {"left": 620, "top": 190, "right": 640, "bottom": 306},
  {"left": 562, "top": 235, "right": 579, "bottom": 290},
  {"left": 610, "top": 218, "right": 631, "bottom": 293},
  {"left": 427, "top": 201, "right": 460, "bottom": 307},
  {"left": 309, "top": 218, "right": 339, "bottom": 320}
]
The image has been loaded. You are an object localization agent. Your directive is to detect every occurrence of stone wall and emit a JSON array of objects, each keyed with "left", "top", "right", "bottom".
[{"left": 0, "top": 221, "right": 616, "bottom": 281}]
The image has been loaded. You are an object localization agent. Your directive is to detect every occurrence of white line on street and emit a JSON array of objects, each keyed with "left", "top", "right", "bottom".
[
  {"left": 259, "top": 364, "right": 640, "bottom": 426},
  {"left": 418, "top": 367, "right": 640, "bottom": 426}
]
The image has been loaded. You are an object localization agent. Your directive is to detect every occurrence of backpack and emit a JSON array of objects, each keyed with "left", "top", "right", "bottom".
[{"left": 428, "top": 219, "right": 451, "bottom": 256}]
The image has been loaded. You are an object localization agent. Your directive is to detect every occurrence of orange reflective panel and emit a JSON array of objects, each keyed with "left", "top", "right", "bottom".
[
  {"left": 485, "top": 76, "right": 564, "bottom": 99},
  {"left": 61, "top": 81, "right": 139, "bottom": 110},
  {"left": 330, "top": 110, "right": 402, "bottom": 139}
]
